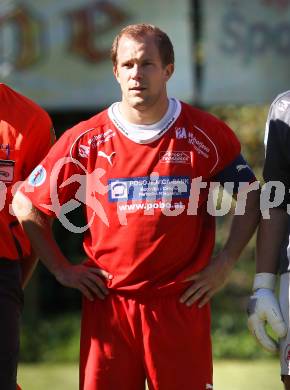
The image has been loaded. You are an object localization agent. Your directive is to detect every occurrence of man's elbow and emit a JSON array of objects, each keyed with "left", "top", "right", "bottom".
[{"left": 12, "top": 191, "right": 34, "bottom": 223}]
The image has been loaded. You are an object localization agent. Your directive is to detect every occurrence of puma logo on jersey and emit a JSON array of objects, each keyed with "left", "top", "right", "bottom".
[
  {"left": 236, "top": 164, "right": 249, "bottom": 172},
  {"left": 98, "top": 151, "right": 116, "bottom": 166}
]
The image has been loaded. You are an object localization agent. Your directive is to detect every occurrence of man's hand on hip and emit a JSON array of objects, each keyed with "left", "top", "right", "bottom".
[
  {"left": 180, "top": 252, "right": 234, "bottom": 308},
  {"left": 55, "top": 264, "right": 113, "bottom": 301}
]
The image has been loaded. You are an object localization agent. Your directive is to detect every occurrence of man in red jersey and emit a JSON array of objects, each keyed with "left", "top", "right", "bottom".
[
  {"left": 0, "top": 83, "right": 53, "bottom": 389},
  {"left": 13, "top": 25, "right": 260, "bottom": 390}
]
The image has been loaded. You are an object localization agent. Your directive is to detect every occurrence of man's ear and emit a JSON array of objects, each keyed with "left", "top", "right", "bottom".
[
  {"left": 165, "top": 63, "right": 174, "bottom": 81},
  {"left": 113, "top": 66, "right": 120, "bottom": 83}
]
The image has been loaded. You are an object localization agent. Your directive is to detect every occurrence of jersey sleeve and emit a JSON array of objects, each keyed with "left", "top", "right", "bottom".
[
  {"left": 264, "top": 93, "right": 290, "bottom": 179},
  {"left": 209, "top": 117, "right": 241, "bottom": 177},
  {"left": 20, "top": 128, "right": 83, "bottom": 217},
  {"left": 21, "top": 110, "right": 55, "bottom": 179},
  {"left": 263, "top": 92, "right": 290, "bottom": 209}
]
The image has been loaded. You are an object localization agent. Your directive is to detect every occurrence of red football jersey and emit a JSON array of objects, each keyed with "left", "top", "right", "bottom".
[
  {"left": 21, "top": 99, "right": 240, "bottom": 294},
  {"left": 0, "top": 83, "right": 53, "bottom": 260}
]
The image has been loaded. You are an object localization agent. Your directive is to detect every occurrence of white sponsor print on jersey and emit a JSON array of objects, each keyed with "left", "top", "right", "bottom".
[
  {"left": 88, "top": 129, "right": 116, "bottom": 148},
  {"left": 277, "top": 99, "right": 290, "bottom": 112},
  {"left": 78, "top": 144, "right": 90, "bottom": 158},
  {"left": 236, "top": 164, "right": 249, "bottom": 172},
  {"left": 160, "top": 151, "right": 192, "bottom": 164},
  {"left": 205, "top": 384, "right": 213, "bottom": 389},
  {"left": 175, "top": 127, "right": 187, "bottom": 139},
  {"left": 97, "top": 151, "right": 116, "bottom": 166},
  {"left": 188, "top": 132, "right": 210, "bottom": 158}
]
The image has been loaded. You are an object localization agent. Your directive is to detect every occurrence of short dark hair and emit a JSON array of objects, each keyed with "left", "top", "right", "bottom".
[{"left": 111, "top": 23, "right": 174, "bottom": 67}]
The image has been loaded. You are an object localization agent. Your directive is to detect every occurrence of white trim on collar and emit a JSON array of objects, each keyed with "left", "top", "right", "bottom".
[{"left": 108, "top": 98, "right": 181, "bottom": 144}]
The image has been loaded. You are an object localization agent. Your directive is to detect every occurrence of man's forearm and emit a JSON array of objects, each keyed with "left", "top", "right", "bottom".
[
  {"left": 13, "top": 192, "right": 71, "bottom": 279},
  {"left": 179, "top": 189, "right": 261, "bottom": 307},
  {"left": 221, "top": 189, "right": 261, "bottom": 265},
  {"left": 21, "top": 251, "right": 38, "bottom": 289},
  {"left": 256, "top": 208, "right": 288, "bottom": 274},
  {"left": 13, "top": 191, "right": 112, "bottom": 300}
]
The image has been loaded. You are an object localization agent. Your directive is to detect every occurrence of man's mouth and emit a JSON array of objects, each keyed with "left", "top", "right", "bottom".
[{"left": 130, "top": 87, "right": 146, "bottom": 91}]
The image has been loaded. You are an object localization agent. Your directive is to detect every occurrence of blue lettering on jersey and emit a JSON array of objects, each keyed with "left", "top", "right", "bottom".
[{"left": 108, "top": 176, "right": 190, "bottom": 202}]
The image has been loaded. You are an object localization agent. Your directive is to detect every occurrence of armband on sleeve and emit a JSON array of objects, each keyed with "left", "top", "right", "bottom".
[{"left": 214, "top": 154, "right": 256, "bottom": 194}]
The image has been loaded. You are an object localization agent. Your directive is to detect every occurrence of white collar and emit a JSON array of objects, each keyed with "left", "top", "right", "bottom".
[{"left": 108, "top": 98, "right": 181, "bottom": 144}]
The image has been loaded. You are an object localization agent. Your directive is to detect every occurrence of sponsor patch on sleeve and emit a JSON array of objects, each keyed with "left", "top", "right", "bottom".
[{"left": 28, "top": 165, "right": 47, "bottom": 187}]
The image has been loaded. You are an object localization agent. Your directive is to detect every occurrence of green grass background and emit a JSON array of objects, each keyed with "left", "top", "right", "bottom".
[{"left": 18, "top": 360, "right": 282, "bottom": 390}]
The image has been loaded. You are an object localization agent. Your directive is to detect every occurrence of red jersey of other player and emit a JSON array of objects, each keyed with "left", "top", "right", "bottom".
[
  {"left": 0, "top": 83, "right": 53, "bottom": 261},
  {"left": 0, "top": 83, "right": 53, "bottom": 390}
]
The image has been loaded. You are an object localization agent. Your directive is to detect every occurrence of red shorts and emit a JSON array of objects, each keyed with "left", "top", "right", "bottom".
[{"left": 80, "top": 293, "right": 212, "bottom": 390}]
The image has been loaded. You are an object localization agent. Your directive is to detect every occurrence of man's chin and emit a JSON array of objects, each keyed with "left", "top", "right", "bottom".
[{"left": 129, "top": 97, "right": 147, "bottom": 109}]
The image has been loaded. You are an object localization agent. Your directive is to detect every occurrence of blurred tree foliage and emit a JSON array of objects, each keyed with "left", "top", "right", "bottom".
[
  {"left": 21, "top": 104, "right": 274, "bottom": 362},
  {"left": 210, "top": 104, "right": 268, "bottom": 180},
  {"left": 210, "top": 104, "right": 271, "bottom": 359}
]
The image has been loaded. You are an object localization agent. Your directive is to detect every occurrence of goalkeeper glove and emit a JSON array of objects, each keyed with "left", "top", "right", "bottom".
[{"left": 247, "top": 273, "right": 287, "bottom": 353}]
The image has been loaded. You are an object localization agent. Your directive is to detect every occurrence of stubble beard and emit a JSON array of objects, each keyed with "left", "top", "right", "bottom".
[{"left": 126, "top": 89, "right": 163, "bottom": 112}]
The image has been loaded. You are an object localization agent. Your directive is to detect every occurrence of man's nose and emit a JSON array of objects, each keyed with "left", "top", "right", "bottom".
[{"left": 131, "top": 64, "right": 142, "bottom": 79}]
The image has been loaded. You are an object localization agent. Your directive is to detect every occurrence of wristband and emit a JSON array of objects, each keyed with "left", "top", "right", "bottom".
[{"left": 253, "top": 272, "right": 276, "bottom": 291}]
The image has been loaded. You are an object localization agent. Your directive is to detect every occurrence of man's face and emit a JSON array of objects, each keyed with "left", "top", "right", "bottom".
[{"left": 113, "top": 34, "right": 174, "bottom": 112}]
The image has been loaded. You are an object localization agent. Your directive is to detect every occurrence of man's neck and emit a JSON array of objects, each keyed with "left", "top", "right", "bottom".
[{"left": 118, "top": 98, "right": 169, "bottom": 125}]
